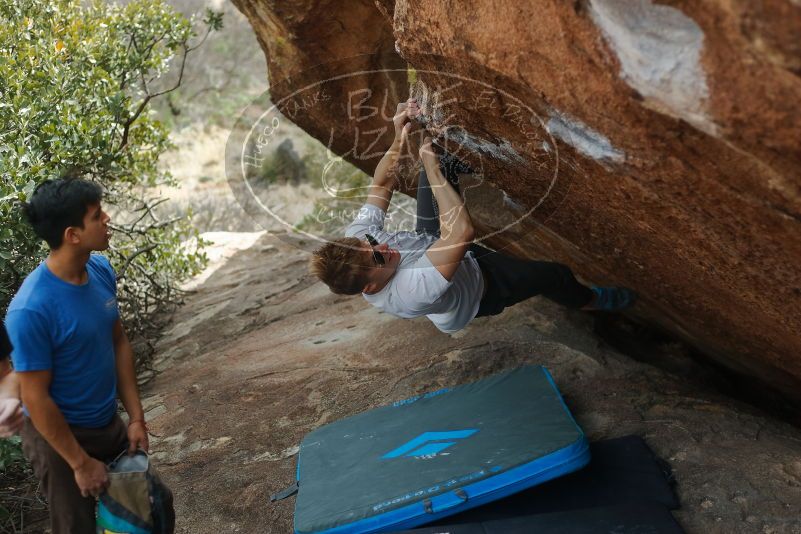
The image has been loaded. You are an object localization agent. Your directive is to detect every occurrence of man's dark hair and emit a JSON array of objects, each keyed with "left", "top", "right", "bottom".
[
  {"left": 0, "top": 321, "right": 11, "bottom": 361},
  {"left": 309, "top": 237, "right": 373, "bottom": 295},
  {"left": 23, "top": 178, "right": 103, "bottom": 249}
]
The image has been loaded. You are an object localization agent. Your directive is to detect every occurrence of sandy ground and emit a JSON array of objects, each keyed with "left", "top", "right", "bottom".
[{"left": 139, "top": 231, "right": 801, "bottom": 534}]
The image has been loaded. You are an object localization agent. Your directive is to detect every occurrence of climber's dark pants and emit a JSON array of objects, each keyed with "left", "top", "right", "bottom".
[
  {"left": 470, "top": 247, "right": 595, "bottom": 315},
  {"left": 415, "top": 167, "right": 594, "bottom": 316}
]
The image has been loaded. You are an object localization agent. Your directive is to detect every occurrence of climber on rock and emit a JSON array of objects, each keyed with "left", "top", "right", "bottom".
[{"left": 309, "top": 98, "right": 635, "bottom": 334}]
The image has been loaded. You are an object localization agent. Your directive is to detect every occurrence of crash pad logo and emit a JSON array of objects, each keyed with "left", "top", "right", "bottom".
[{"left": 382, "top": 429, "right": 479, "bottom": 459}]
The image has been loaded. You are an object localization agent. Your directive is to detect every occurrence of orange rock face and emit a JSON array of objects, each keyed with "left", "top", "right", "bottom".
[{"left": 232, "top": 0, "right": 801, "bottom": 400}]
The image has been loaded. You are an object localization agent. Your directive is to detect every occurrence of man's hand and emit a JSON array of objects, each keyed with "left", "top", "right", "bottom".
[
  {"left": 127, "top": 420, "right": 149, "bottom": 455},
  {"left": 0, "top": 398, "right": 23, "bottom": 437},
  {"left": 393, "top": 98, "right": 420, "bottom": 140},
  {"left": 74, "top": 456, "right": 109, "bottom": 498},
  {"left": 419, "top": 136, "right": 439, "bottom": 166}
]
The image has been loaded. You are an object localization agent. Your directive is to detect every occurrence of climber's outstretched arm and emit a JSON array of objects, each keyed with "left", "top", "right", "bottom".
[{"left": 366, "top": 99, "right": 420, "bottom": 212}]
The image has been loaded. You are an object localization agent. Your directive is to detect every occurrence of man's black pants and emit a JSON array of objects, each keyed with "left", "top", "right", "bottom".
[{"left": 415, "top": 166, "right": 593, "bottom": 317}]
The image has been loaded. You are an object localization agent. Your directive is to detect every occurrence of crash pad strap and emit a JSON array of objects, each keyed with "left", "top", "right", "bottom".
[{"left": 271, "top": 481, "right": 299, "bottom": 502}]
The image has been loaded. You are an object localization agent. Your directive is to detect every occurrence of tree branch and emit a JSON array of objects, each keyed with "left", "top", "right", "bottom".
[
  {"left": 149, "top": 43, "right": 188, "bottom": 98},
  {"left": 117, "top": 244, "right": 158, "bottom": 280},
  {"left": 116, "top": 94, "right": 152, "bottom": 154}
]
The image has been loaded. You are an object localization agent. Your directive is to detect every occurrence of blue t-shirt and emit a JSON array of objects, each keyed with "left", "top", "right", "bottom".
[{"left": 5, "top": 255, "right": 119, "bottom": 428}]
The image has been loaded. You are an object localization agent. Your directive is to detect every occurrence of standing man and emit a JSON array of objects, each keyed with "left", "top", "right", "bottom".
[
  {"left": 5, "top": 178, "right": 152, "bottom": 533},
  {"left": 309, "top": 99, "right": 635, "bottom": 333}
]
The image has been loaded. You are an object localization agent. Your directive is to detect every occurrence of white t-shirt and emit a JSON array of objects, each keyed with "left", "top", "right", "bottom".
[{"left": 344, "top": 204, "right": 484, "bottom": 333}]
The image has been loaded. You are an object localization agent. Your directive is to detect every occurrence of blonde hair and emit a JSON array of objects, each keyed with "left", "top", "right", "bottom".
[{"left": 309, "top": 237, "right": 372, "bottom": 295}]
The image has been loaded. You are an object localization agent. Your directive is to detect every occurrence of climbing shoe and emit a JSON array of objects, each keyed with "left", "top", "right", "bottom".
[{"left": 590, "top": 286, "right": 637, "bottom": 311}]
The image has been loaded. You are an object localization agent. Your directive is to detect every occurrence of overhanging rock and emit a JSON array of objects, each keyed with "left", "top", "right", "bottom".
[{"left": 231, "top": 0, "right": 801, "bottom": 401}]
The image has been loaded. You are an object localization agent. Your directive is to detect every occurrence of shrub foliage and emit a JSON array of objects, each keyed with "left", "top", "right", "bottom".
[{"left": 0, "top": 0, "right": 222, "bottom": 357}]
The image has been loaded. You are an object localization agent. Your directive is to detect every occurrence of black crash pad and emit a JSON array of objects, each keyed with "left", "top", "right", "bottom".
[
  {"left": 395, "top": 502, "right": 684, "bottom": 533},
  {"left": 394, "top": 435, "right": 682, "bottom": 533},
  {"left": 432, "top": 435, "right": 679, "bottom": 524}
]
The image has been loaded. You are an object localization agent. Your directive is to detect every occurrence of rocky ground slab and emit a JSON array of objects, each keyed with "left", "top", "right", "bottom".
[{"left": 143, "top": 232, "right": 801, "bottom": 534}]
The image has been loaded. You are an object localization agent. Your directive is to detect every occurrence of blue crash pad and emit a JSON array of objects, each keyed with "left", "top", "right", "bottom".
[{"left": 292, "top": 365, "right": 590, "bottom": 533}]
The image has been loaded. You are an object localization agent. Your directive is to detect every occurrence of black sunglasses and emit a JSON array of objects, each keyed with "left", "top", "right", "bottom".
[{"left": 364, "top": 234, "right": 385, "bottom": 266}]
